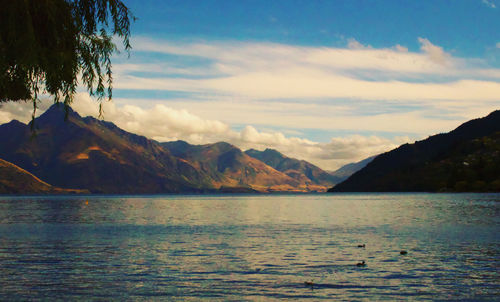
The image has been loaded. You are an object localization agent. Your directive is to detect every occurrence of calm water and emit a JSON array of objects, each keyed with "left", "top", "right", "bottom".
[{"left": 0, "top": 193, "right": 498, "bottom": 301}]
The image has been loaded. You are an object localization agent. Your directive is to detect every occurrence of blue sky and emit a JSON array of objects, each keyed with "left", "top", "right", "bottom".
[
  {"left": 127, "top": 0, "right": 499, "bottom": 56},
  {"left": 1, "top": 0, "right": 499, "bottom": 170}
]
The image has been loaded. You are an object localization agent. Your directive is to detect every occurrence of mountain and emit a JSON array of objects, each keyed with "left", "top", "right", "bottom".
[
  {"left": 162, "top": 141, "right": 314, "bottom": 192},
  {"left": 0, "top": 158, "right": 87, "bottom": 194},
  {"left": 0, "top": 104, "right": 212, "bottom": 193},
  {"left": 244, "top": 148, "right": 341, "bottom": 190},
  {"left": 329, "top": 111, "right": 500, "bottom": 192},
  {"left": 329, "top": 156, "right": 375, "bottom": 182}
]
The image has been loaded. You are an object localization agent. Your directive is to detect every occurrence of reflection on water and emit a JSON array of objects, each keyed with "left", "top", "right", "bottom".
[{"left": 0, "top": 193, "right": 499, "bottom": 300}]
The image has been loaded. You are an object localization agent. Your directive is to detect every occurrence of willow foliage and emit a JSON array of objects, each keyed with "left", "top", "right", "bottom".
[{"left": 0, "top": 0, "right": 134, "bottom": 121}]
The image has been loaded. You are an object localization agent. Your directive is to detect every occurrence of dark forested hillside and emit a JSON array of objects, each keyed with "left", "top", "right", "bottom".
[{"left": 329, "top": 111, "right": 500, "bottom": 192}]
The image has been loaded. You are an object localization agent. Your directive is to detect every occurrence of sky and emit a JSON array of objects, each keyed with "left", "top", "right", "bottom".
[{"left": 1, "top": 0, "right": 499, "bottom": 170}]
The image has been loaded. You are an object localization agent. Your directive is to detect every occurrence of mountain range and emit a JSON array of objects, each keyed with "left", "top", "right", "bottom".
[
  {"left": 5, "top": 104, "right": 496, "bottom": 194},
  {"left": 329, "top": 110, "right": 500, "bottom": 192},
  {"left": 0, "top": 104, "right": 344, "bottom": 194}
]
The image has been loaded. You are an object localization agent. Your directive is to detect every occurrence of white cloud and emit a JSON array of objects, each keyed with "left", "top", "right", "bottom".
[
  {"left": 114, "top": 71, "right": 500, "bottom": 102},
  {"left": 70, "top": 93, "right": 230, "bottom": 143},
  {"left": 496, "top": 42, "right": 500, "bottom": 48},
  {"left": 394, "top": 44, "right": 409, "bottom": 52},
  {"left": 131, "top": 36, "right": 460, "bottom": 75},
  {"left": 482, "top": 0, "right": 496, "bottom": 8},
  {"left": 0, "top": 100, "right": 53, "bottom": 124},
  {"left": 417, "top": 37, "right": 450, "bottom": 65},
  {"left": 347, "top": 38, "right": 371, "bottom": 49}
]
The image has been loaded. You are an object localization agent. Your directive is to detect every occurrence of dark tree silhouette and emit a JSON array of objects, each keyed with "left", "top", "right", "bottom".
[{"left": 0, "top": 0, "right": 134, "bottom": 120}]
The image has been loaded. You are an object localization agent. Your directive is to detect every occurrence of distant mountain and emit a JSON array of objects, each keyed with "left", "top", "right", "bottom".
[
  {"left": 162, "top": 141, "right": 320, "bottom": 192},
  {"left": 329, "top": 111, "right": 500, "bottom": 192},
  {"left": 0, "top": 104, "right": 212, "bottom": 194},
  {"left": 244, "top": 148, "right": 341, "bottom": 189},
  {"left": 329, "top": 156, "right": 375, "bottom": 182},
  {"left": 0, "top": 158, "right": 87, "bottom": 194}
]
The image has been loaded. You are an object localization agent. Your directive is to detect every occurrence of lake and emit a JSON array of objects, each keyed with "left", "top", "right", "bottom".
[{"left": 0, "top": 193, "right": 498, "bottom": 300}]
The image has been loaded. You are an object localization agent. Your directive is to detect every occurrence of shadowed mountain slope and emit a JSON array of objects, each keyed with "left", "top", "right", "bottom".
[
  {"left": 329, "top": 110, "right": 500, "bottom": 192},
  {"left": 0, "top": 158, "right": 88, "bottom": 194}
]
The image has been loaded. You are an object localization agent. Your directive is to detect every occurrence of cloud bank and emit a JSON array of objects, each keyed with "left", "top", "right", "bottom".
[{"left": 112, "top": 36, "right": 500, "bottom": 103}]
